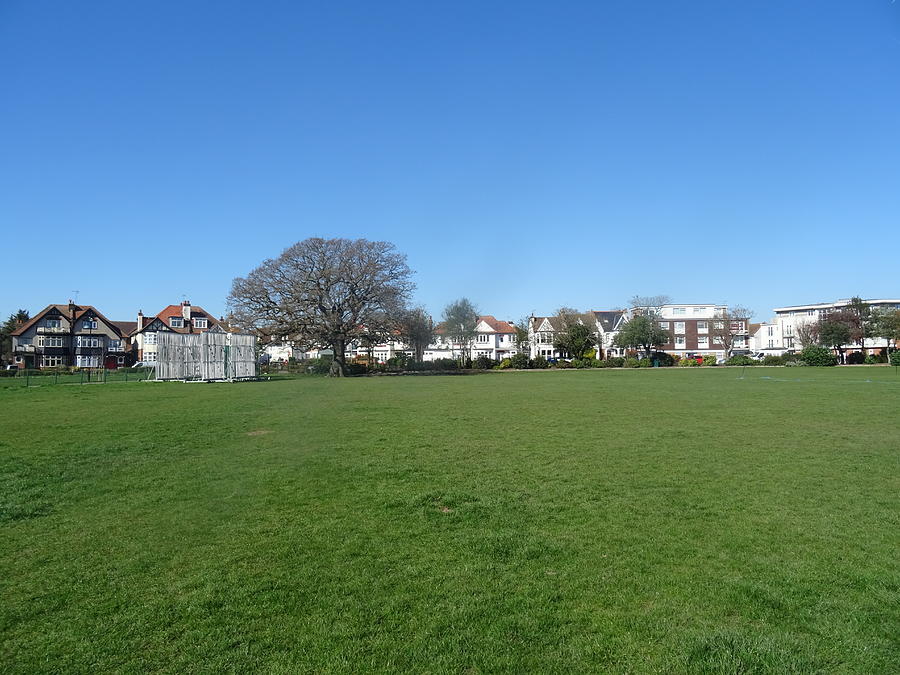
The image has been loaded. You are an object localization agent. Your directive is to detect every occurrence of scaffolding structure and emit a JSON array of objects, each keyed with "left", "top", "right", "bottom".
[{"left": 155, "top": 331, "right": 257, "bottom": 381}]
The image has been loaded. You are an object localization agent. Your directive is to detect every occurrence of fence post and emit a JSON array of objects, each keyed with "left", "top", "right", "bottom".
[{"left": 80, "top": 370, "right": 84, "bottom": 385}]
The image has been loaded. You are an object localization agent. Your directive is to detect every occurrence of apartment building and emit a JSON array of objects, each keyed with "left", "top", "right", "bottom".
[
  {"left": 10, "top": 302, "right": 131, "bottom": 369},
  {"left": 649, "top": 304, "right": 749, "bottom": 360},
  {"left": 759, "top": 298, "right": 900, "bottom": 355}
]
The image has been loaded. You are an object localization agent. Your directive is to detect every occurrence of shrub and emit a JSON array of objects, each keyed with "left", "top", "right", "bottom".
[
  {"left": 346, "top": 362, "right": 368, "bottom": 376},
  {"left": 864, "top": 354, "right": 878, "bottom": 365},
  {"left": 570, "top": 359, "right": 584, "bottom": 369},
  {"left": 762, "top": 355, "right": 783, "bottom": 366},
  {"left": 473, "top": 354, "right": 495, "bottom": 370},
  {"left": 554, "top": 359, "right": 573, "bottom": 369},
  {"left": 606, "top": 357, "right": 625, "bottom": 368},
  {"left": 846, "top": 352, "right": 865, "bottom": 365},
  {"left": 651, "top": 352, "right": 676, "bottom": 367},
  {"left": 678, "top": 358, "right": 699, "bottom": 367},
  {"left": 530, "top": 356, "right": 549, "bottom": 369},
  {"left": 624, "top": 357, "right": 640, "bottom": 368},
  {"left": 725, "top": 355, "right": 755, "bottom": 366},
  {"left": 306, "top": 356, "right": 334, "bottom": 374},
  {"left": 799, "top": 346, "right": 838, "bottom": 367},
  {"left": 702, "top": 354, "right": 717, "bottom": 366},
  {"left": 510, "top": 353, "right": 530, "bottom": 369},
  {"left": 890, "top": 351, "right": 900, "bottom": 367},
  {"left": 637, "top": 358, "right": 652, "bottom": 368},
  {"left": 584, "top": 349, "right": 597, "bottom": 360},
  {"left": 497, "top": 358, "right": 512, "bottom": 370}
]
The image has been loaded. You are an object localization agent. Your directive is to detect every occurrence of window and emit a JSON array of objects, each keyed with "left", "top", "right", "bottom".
[
  {"left": 675, "top": 336, "right": 686, "bottom": 347},
  {"left": 693, "top": 307, "right": 704, "bottom": 314},
  {"left": 194, "top": 318, "right": 208, "bottom": 329},
  {"left": 767, "top": 326, "right": 774, "bottom": 336},
  {"left": 674, "top": 322, "right": 685, "bottom": 333},
  {"left": 697, "top": 321, "right": 708, "bottom": 333},
  {"left": 144, "top": 332, "right": 157, "bottom": 345},
  {"left": 768, "top": 339, "right": 774, "bottom": 348},
  {"left": 82, "top": 319, "right": 97, "bottom": 330},
  {"left": 76, "top": 336, "right": 101, "bottom": 348},
  {"left": 46, "top": 318, "right": 61, "bottom": 329},
  {"left": 673, "top": 308, "right": 686, "bottom": 315},
  {"left": 38, "top": 336, "right": 64, "bottom": 347},
  {"left": 108, "top": 340, "right": 122, "bottom": 352},
  {"left": 145, "top": 352, "right": 157, "bottom": 363},
  {"left": 784, "top": 324, "right": 793, "bottom": 336},
  {"left": 697, "top": 336, "right": 709, "bottom": 347},
  {"left": 807, "top": 310, "right": 815, "bottom": 316},
  {"left": 41, "top": 355, "right": 65, "bottom": 367},
  {"left": 170, "top": 317, "right": 183, "bottom": 328},
  {"left": 659, "top": 322, "right": 670, "bottom": 329},
  {"left": 117, "top": 356, "right": 125, "bottom": 364},
  {"left": 76, "top": 355, "right": 100, "bottom": 368},
  {"left": 477, "top": 334, "right": 489, "bottom": 343}
]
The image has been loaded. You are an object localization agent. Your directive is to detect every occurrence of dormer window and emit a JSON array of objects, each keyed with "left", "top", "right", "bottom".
[
  {"left": 170, "top": 317, "right": 183, "bottom": 328},
  {"left": 194, "top": 318, "right": 208, "bottom": 329},
  {"left": 46, "top": 318, "right": 61, "bottom": 329}
]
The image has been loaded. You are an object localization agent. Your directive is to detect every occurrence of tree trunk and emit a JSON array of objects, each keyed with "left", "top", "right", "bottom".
[{"left": 330, "top": 339, "right": 347, "bottom": 377}]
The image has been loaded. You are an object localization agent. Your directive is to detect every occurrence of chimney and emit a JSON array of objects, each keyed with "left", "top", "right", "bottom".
[
  {"left": 182, "top": 300, "right": 191, "bottom": 321},
  {"left": 68, "top": 299, "right": 76, "bottom": 321},
  {"left": 137, "top": 309, "right": 143, "bottom": 328}
]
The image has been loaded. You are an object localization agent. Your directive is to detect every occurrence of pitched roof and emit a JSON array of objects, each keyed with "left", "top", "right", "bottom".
[
  {"left": 133, "top": 303, "right": 224, "bottom": 335},
  {"left": 112, "top": 321, "right": 137, "bottom": 335},
  {"left": 11, "top": 303, "right": 126, "bottom": 337},
  {"left": 477, "top": 315, "right": 517, "bottom": 334},
  {"left": 593, "top": 310, "right": 626, "bottom": 332}
]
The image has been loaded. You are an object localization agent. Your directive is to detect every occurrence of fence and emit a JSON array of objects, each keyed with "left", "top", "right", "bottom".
[
  {"left": 0, "top": 368, "right": 153, "bottom": 389},
  {"left": 155, "top": 331, "right": 257, "bottom": 381}
]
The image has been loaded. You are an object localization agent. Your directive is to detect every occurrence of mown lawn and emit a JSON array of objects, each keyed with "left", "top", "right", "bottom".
[{"left": 1, "top": 368, "right": 898, "bottom": 672}]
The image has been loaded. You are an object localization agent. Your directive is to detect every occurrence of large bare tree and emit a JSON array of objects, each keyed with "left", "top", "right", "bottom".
[{"left": 229, "top": 238, "right": 414, "bottom": 376}]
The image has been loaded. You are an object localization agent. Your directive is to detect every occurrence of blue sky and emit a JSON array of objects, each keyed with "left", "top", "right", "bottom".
[{"left": 2, "top": 1, "right": 898, "bottom": 324}]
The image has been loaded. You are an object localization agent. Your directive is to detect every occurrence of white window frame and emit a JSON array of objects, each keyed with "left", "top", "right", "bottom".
[
  {"left": 659, "top": 321, "right": 670, "bottom": 329},
  {"left": 674, "top": 322, "right": 685, "bottom": 333},
  {"left": 46, "top": 318, "right": 61, "bottom": 329},
  {"left": 673, "top": 308, "right": 686, "bottom": 315},
  {"left": 170, "top": 317, "right": 183, "bottom": 328},
  {"left": 144, "top": 332, "right": 157, "bottom": 345},
  {"left": 83, "top": 319, "right": 97, "bottom": 330},
  {"left": 697, "top": 336, "right": 709, "bottom": 347},
  {"left": 675, "top": 336, "right": 686, "bottom": 347},
  {"left": 194, "top": 318, "right": 208, "bottom": 329}
]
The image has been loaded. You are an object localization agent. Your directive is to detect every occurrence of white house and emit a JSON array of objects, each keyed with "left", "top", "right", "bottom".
[{"left": 529, "top": 310, "right": 626, "bottom": 359}]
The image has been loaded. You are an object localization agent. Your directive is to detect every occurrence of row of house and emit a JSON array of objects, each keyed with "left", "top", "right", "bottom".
[
  {"left": 9, "top": 300, "right": 228, "bottom": 369},
  {"left": 263, "top": 303, "right": 753, "bottom": 365}
]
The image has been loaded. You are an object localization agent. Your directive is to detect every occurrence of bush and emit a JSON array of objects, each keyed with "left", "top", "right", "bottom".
[
  {"left": 306, "top": 356, "right": 334, "bottom": 374},
  {"left": 606, "top": 357, "right": 625, "bottom": 368},
  {"left": 702, "top": 354, "right": 717, "bottom": 366},
  {"left": 570, "top": 359, "right": 584, "bottom": 369},
  {"left": 890, "top": 351, "right": 900, "bottom": 367},
  {"left": 624, "top": 357, "right": 640, "bottom": 368},
  {"left": 554, "top": 359, "right": 573, "bottom": 369},
  {"left": 583, "top": 349, "right": 596, "bottom": 360},
  {"left": 678, "top": 358, "right": 699, "bottom": 367},
  {"left": 799, "top": 346, "right": 838, "bottom": 367},
  {"left": 846, "top": 352, "right": 865, "bottom": 365},
  {"left": 473, "top": 354, "right": 495, "bottom": 370},
  {"left": 346, "top": 362, "right": 368, "bottom": 376},
  {"left": 762, "top": 355, "right": 783, "bottom": 366},
  {"left": 864, "top": 354, "right": 878, "bottom": 365},
  {"left": 651, "top": 352, "right": 676, "bottom": 367},
  {"left": 497, "top": 358, "right": 512, "bottom": 370},
  {"left": 510, "top": 353, "right": 530, "bottom": 369},
  {"left": 637, "top": 358, "right": 652, "bottom": 368},
  {"left": 725, "top": 355, "right": 755, "bottom": 366},
  {"left": 530, "top": 356, "right": 549, "bottom": 369}
]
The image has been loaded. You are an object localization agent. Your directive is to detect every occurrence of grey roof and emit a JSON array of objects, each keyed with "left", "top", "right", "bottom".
[{"left": 593, "top": 310, "right": 625, "bottom": 332}]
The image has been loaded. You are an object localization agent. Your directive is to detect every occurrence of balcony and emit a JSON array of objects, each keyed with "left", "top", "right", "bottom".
[{"left": 36, "top": 326, "right": 67, "bottom": 334}]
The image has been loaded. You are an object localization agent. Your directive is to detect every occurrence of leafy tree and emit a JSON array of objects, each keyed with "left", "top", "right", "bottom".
[
  {"left": 817, "top": 311, "right": 853, "bottom": 364},
  {"left": 396, "top": 307, "right": 434, "bottom": 363},
  {"left": 229, "top": 238, "right": 414, "bottom": 376},
  {"left": 871, "top": 308, "right": 900, "bottom": 354},
  {"left": 553, "top": 322, "right": 595, "bottom": 360},
  {"left": 709, "top": 305, "right": 753, "bottom": 357},
  {"left": 613, "top": 315, "right": 670, "bottom": 357},
  {"left": 800, "top": 345, "right": 838, "bottom": 367},
  {"left": 1, "top": 309, "right": 29, "bottom": 364},
  {"left": 442, "top": 298, "right": 478, "bottom": 366}
]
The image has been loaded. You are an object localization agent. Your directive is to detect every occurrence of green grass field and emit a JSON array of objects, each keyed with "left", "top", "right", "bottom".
[{"left": 2, "top": 368, "right": 898, "bottom": 672}]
